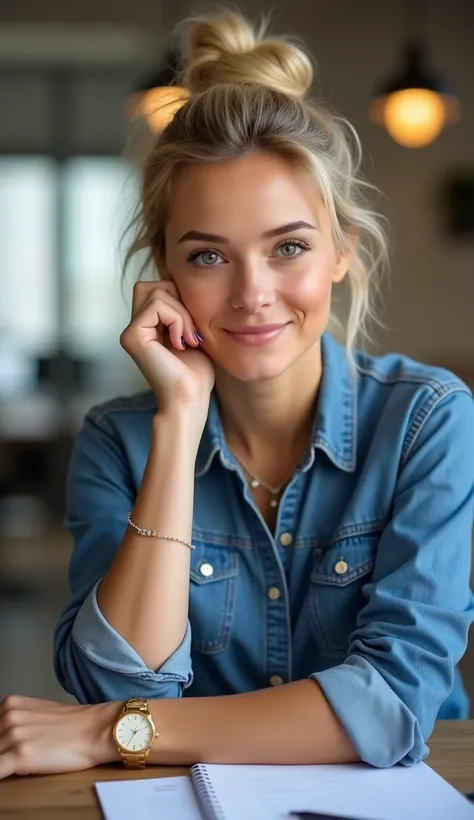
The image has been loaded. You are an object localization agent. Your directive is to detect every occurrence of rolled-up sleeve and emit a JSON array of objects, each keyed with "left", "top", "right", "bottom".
[
  {"left": 54, "top": 412, "right": 193, "bottom": 704},
  {"left": 312, "top": 386, "right": 474, "bottom": 767}
]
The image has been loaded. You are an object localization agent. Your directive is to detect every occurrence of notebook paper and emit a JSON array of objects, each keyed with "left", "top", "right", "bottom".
[
  {"left": 95, "top": 775, "right": 201, "bottom": 820},
  {"left": 192, "top": 761, "right": 474, "bottom": 820},
  {"left": 95, "top": 761, "right": 474, "bottom": 820}
]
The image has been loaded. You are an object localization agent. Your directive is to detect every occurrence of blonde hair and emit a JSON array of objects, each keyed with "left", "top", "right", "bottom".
[{"left": 123, "top": 10, "right": 389, "bottom": 357}]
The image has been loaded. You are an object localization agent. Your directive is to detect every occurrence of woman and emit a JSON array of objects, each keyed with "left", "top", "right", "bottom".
[{"left": 1, "top": 10, "right": 473, "bottom": 779}]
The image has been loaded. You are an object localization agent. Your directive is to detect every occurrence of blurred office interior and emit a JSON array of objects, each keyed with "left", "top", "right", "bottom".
[{"left": 0, "top": 0, "right": 473, "bottom": 705}]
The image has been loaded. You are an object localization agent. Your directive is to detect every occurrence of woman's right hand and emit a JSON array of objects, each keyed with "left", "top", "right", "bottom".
[{"left": 120, "top": 280, "right": 215, "bottom": 424}]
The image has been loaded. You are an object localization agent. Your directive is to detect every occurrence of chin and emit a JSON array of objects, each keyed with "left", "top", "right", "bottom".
[{"left": 214, "top": 353, "right": 296, "bottom": 383}]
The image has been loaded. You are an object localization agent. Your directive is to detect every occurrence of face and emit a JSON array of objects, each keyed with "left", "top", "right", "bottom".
[
  {"left": 161, "top": 152, "right": 352, "bottom": 382},
  {"left": 114, "top": 711, "right": 154, "bottom": 752}
]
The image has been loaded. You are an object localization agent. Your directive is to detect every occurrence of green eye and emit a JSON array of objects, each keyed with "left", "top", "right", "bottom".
[
  {"left": 276, "top": 242, "right": 307, "bottom": 259},
  {"left": 278, "top": 244, "right": 299, "bottom": 257},
  {"left": 274, "top": 240, "right": 309, "bottom": 259},
  {"left": 188, "top": 249, "right": 223, "bottom": 267}
]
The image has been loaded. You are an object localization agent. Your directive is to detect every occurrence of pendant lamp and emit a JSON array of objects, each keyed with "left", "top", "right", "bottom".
[
  {"left": 128, "top": 50, "right": 190, "bottom": 133},
  {"left": 369, "top": 0, "right": 461, "bottom": 148}
]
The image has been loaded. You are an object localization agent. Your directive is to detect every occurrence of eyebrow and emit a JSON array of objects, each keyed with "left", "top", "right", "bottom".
[{"left": 177, "top": 220, "right": 318, "bottom": 244}]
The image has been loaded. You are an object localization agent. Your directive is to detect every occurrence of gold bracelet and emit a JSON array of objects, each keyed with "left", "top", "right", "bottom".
[{"left": 127, "top": 513, "right": 195, "bottom": 550}]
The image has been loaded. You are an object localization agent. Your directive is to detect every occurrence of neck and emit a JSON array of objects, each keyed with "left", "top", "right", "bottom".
[{"left": 214, "top": 341, "right": 323, "bottom": 464}]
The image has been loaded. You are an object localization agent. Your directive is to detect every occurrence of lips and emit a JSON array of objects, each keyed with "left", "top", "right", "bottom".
[
  {"left": 224, "top": 324, "right": 288, "bottom": 334},
  {"left": 223, "top": 323, "right": 289, "bottom": 347}
]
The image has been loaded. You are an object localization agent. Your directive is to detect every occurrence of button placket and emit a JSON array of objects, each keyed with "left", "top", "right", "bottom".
[
  {"left": 258, "top": 485, "right": 301, "bottom": 690},
  {"left": 257, "top": 532, "right": 292, "bottom": 689}
]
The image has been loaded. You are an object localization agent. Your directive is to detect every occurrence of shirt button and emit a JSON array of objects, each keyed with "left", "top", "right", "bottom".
[
  {"left": 267, "top": 586, "right": 281, "bottom": 600},
  {"left": 270, "top": 675, "right": 284, "bottom": 686},
  {"left": 334, "top": 559, "right": 349, "bottom": 575},
  {"left": 199, "top": 562, "right": 214, "bottom": 578},
  {"left": 279, "top": 532, "right": 293, "bottom": 546}
]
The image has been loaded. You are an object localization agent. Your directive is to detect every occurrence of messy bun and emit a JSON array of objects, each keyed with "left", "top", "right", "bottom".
[{"left": 180, "top": 11, "right": 313, "bottom": 99}]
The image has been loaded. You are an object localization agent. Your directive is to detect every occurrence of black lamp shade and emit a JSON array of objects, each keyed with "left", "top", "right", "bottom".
[
  {"left": 132, "top": 50, "right": 181, "bottom": 94},
  {"left": 128, "top": 50, "right": 189, "bottom": 132},
  {"left": 370, "top": 41, "right": 461, "bottom": 126}
]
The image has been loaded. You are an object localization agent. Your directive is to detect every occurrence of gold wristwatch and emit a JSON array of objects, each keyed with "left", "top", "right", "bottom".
[{"left": 113, "top": 697, "right": 158, "bottom": 768}]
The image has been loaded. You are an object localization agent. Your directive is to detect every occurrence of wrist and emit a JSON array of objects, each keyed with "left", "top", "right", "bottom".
[
  {"left": 91, "top": 701, "right": 123, "bottom": 766},
  {"left": 152, "top": 410, "right": 203, "bottom": 453}
]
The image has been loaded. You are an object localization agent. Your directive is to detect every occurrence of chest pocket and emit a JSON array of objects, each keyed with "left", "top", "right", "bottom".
[
  {"left": 189, "top": 546, "right": 239, "bottom": 654},
  {"left": 309, "top": 537, "right": 377, "bottom": 658}
]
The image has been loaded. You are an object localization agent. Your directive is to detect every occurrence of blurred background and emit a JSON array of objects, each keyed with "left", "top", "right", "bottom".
[{"left": 0, "top": 0, "right": 473, "bottom": 706}]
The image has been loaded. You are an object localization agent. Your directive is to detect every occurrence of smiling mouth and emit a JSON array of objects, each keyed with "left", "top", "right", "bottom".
[{"left": 223, "top": 323, "right": 290, "bottom": 347}]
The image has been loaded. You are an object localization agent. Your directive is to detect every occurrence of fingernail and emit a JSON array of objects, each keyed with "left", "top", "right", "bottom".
[
  {"left": 194, "top": 330, "right": 204, "bottom": 343},
  {"left": 181, "top": 337, "right": 187, "bottom": 349}
]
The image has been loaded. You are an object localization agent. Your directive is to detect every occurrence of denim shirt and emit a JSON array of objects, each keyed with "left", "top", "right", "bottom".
[{"left": 54, "top": 333, "right": 474, "bottom": 768}]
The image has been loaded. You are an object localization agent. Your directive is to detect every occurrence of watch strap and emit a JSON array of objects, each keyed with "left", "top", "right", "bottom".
[
  {"left": 121, "top": 751, "right": 149, "bottom": 769},
  {"left": 124, "top": 697, "right": 149, "bottom": 714}
]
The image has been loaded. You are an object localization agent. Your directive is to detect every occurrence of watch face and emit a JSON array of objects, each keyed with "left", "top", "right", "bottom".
[{"left": 115, "top": 711, "right": 154, "bottom": 753}]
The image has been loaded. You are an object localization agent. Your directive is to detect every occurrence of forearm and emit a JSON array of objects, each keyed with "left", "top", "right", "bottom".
[
  {"left": 147, "top": 680, "right": 359, "bottom": 765},
  {"left": 97, "top": 412, "right": 197, "bottom": 670}
]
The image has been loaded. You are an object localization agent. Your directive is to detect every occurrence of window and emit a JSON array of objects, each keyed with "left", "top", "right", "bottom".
[
  {"left": 0, "top": 157, "right": 57, "bottom": 355},
  {"left": 0, "top": 156, "right": 140, "bottom": 395},
  {"left": 63, "top": 157, "right": 136, "bottom": 356}
]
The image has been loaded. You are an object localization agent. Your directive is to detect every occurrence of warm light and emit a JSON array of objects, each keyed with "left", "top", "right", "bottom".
[
  {"left": 383, "top": 88, "right": 446, "bottom": 148},
  {"left": 130, "top": 86, "right": 190, "bottom": 132}
]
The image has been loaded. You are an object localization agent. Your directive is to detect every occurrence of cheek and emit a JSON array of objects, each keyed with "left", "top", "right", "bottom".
[
  {"left": 175, "top": 280, "right": 221, "bottom": 326},
  {"left": 285, "top": 267, "right": 334, "bottom": 314}
]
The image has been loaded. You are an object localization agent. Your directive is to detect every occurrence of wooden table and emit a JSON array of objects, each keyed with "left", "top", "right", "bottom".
[{"left": 1, "top": 721, "right": 473, "bottom": 819}]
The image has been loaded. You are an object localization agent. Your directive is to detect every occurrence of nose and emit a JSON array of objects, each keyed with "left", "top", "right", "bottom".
[{"left": 229, "top": 261, "right": 276, "bottom": 313}]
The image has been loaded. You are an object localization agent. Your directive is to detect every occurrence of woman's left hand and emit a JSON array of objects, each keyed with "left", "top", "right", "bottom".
[{"left": 0, "top": 695, "right": 118, "bottom": 779}]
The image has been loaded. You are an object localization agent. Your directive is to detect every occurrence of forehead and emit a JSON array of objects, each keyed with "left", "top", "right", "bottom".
[{"left": 165, "top": 152, "right": 326, "bottom": 239}]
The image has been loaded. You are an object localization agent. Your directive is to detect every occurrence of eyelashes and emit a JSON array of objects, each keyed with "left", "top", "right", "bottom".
[{"left": 187, "top": 238, "right": 312, "bottom": 268}]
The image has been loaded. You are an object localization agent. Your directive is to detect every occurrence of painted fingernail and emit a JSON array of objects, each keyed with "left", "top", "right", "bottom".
[
  {"left": 181, "top": 337, "right": 187, "bottom": 349},
  {"left": 194, "top": 330, "right": 204, "bottom": 343}
]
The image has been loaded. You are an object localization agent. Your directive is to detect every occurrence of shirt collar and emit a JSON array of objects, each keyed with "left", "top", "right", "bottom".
[
  {"left": 312, "top": 333, "right": 357, "bottom": 471},
  {"left": 195, "top": 332, "right": 357, "bottom": 477}
]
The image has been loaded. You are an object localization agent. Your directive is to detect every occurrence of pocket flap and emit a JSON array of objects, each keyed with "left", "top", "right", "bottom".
[
  {"left": 311, "top": 542, "right": 375, "bottom": 587},
  {"left": 190, "top": 550, "right": 239, "bottom": 585}
]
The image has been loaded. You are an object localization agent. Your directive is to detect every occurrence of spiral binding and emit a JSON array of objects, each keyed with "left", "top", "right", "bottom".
[{"left": 191, "top": 764, "right": 227, "bottom": 820}]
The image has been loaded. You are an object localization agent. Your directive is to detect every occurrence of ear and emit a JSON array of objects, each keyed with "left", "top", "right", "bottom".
[{"left": 332, "top": 230, "right": 357, "bottom": 284}]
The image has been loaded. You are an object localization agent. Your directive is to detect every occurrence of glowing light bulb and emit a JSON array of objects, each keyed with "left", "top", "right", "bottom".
[
  {"left": 131, "top": 86, "right": 190, "bottom": 132},
  {"left": 383, "top": 88, "right": 446, "bottom": 148}
]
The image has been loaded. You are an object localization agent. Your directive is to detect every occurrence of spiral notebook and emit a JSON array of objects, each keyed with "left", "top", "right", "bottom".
[{"left": 95, "top": 760, "right": 474, "bottom": 820}]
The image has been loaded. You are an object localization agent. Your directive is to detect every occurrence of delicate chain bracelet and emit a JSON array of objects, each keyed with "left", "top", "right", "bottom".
[{"left": 127, "top": 512, "right": 195, "bottom": 550}]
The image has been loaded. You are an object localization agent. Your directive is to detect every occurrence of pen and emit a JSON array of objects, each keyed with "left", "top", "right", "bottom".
[
  {"left": 289, "top": 794, "right": 474, "bottom": 818},
  {"left": 289, "top": 813, "right": 364, "bottom": 820}
]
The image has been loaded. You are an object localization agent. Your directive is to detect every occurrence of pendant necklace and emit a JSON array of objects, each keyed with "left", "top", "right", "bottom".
[{"left": 233, "top": 457, "right": 286, "bottom": 509}]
